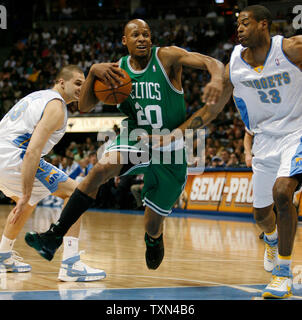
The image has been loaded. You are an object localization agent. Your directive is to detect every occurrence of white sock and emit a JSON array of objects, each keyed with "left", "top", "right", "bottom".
[
  {"left": 264, "top": 225, "right": 278, "bottom": 241},
  {"left": 0, "top": 235, "right": 15, "bottom": 252},
  {"left": 63, "top": 236, "right": 79, "bottom": 260}
]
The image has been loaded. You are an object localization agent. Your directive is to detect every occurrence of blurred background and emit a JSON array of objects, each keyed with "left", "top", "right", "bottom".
[{"left": 0, "top": 0, "right": 300, "bottom": 210}]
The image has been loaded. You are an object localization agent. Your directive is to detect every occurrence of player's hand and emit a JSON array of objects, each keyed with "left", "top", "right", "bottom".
[
  {"left": 91, "top": 63, "right": 125, "bottom": 88},
  {"left": 202, "top": 77, "right": 223, "bottom": 105},
  {"left": 9, "top": 196, "right": 29, "bottom": 224}
]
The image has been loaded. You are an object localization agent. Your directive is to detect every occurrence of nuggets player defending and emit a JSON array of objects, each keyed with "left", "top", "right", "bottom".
[
  {"left": 24, "top": 19, "right": 224, "bottom": 270},
  {"left": 169, "top": 5, "right": 302, "bottom": 298},
  {"left": 231, "top": 6, "right": 302, "bottom": 299},
  {"left": 0, "top": 65, "right": 106, "bottom": 281}
]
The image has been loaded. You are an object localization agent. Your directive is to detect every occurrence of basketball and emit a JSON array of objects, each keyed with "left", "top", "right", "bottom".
[{"left": 93, "top": 69, "right": 132, "bottom": 105}]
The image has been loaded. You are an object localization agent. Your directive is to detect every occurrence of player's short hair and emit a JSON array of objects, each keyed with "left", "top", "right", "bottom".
[
  {"left": 55, "top": 64, "right": 83, "bottom": 83},
  {"left": 242, "top": 5, "right": 272, "bottom": 31},
  {"left": 123, "top": 19, "right": 151, "bottom": 36}
]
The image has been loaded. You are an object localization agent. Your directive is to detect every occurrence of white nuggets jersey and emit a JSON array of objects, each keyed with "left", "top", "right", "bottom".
[
  {"left": 0, "top": 89, "right": 67, "bottom": 168},
  {"left": 230, "top": 35, "right": 302, "bottom": 136},
  {"left": 0, "top": 89, "right": 68, "bottom": 205}
]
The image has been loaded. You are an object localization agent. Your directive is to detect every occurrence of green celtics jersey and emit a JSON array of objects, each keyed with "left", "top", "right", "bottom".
[{"left": 118, "top": 46, "right": 186, "bottom": 134}]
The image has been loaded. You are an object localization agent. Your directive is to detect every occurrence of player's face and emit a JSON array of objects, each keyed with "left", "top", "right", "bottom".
[
  {"left": 64, "top": 72, "right": 85, "bottom": 102},
  {"left": 123, "top": 23, "right": 152, "bottom": 59},
  {"left": 237, "top": 11, "right": 263, "bottom": 48}
]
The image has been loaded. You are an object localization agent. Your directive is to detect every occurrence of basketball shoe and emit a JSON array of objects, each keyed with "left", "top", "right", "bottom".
[
  {"left": 263, "top": 235, "right": 278, "bottom": 272},
  {"left": 145, "top": 233, "right": 164, "bottom": 270},
  {"left": 25, "top": 223, "right": 63, "bottom": 261},
  {"left": 58, "top": 251, "right": 106, "bottom": 282},
  {"left": 0, "top": 251, "right": 31, "bottom": 273},
  {"left": 262, "top": 264, "right": 293, "bottom": 299}
]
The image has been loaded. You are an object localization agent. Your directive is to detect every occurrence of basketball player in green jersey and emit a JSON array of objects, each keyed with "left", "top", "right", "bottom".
[{"left": 23, "top": 19, "right": 224, "bottom": 270}]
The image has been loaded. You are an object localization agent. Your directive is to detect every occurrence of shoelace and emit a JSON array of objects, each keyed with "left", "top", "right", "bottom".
[
  {"left": 268, "top": 275, "right": 288, "bottom": 288},
  {"left": 266, "top": 243, "right": 277, "bottom": 261},
  {"left": 11, "top": 250, "right": 24, "bottom": 262}
]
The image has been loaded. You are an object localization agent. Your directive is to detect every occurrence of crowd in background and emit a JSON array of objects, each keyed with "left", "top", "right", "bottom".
[{"left": 0, "top": 8, "right": 298, "bottom": 208}]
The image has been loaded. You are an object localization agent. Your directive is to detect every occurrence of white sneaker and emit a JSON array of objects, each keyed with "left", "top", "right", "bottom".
[
  {"left": 263, "top": 235, "right": 278, "bottom": 272},
  {"left": 58, "top": 252, "right": 106, "bottom": 282},
  {"left": 262, "top": 265, "right": 293, "bottom": 299},
  {"left": 0, "top": 251, "right": 31, "bottom": 273}
]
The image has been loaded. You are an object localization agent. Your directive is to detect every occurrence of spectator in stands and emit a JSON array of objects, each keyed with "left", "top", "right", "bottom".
[
  {"left": 74, "top": 145, "right": 85, "bottom": 162},
  {"left": 226, "top": 153, "right": 240, "bottom": 168},
  {"left": 205, "top": 155, "right": 212, "bottom": 167},
  {"left": 86, "top": 151, "right": 98, "bottom": 175},
  {"left": 206, "top": 146, "right": 217, "bottom": 159},
  {"left": 59, "top": 154, "right": 83, "bottom": 180},
  {"left": 165, "top": 10, "right": 177, "bottom": 20},
  {"left": 220, "top": 149, "right": 230, "bottom": 165},
  {"left": 210, "top": 156, "right": 225, "bottom": 168},
  {"left": 50, "top": 154, "right": 61, "bottom": 167},
  {"left": 1, "top": 80, "right": 14, "bottom": 114},
  {"left": 60, "top": 4, "right": 73, "bottom": 20}
]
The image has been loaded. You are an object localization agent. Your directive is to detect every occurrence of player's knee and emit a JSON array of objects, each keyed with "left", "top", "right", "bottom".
[
  {"left": 90, "top": 162, "right": 112, "bottom": 184},
  {"left": 253, "top": 207, "right": 272, "bottom": 224},
  {"left": 273, "top": 182, "right": 293, "bottom": 210}
]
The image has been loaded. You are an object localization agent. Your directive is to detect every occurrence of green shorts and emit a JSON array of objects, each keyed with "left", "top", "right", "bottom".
[{"left": 105, "top": 133, "right": 188, "bottom": 216}]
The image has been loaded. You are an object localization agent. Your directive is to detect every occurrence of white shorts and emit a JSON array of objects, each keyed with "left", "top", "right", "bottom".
[
  {"left": 252, "top": 130, "right": 302, "bottom": 208},
  {"left": 0, "top": 147, "right": 68, "bottom": 206}
]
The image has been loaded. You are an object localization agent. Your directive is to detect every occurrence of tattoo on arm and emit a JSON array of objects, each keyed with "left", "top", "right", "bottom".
[
  {"left": 188, "top": 116, "right": 204, "bottom": 140},
  {"left": 188, "top": 116, "right": 204, "bottom": 130}
]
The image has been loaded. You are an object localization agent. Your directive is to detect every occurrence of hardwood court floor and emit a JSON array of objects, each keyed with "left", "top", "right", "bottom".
[{"left": 0, "top": 204, "right": 302, "bottom": 300}]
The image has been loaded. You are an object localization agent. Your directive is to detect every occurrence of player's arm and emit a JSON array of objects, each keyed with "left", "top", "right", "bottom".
[
  {"left": 177, "top": 63, "right": 233, "bottom": 134},
  {"left": 159, "top": 46, "right": 225, "bottom": 105},
  {"left": 78, "top": 63, "right": 125, "bottom": 112},
  {"left": 11, "top": 100, "right": 65, "bottom": 221},
  {"left": 147, "top": 64, "right": 233, "bottom": 148},
  {"left": 282, "top": 36, "right": 302, "bottom": 69}
]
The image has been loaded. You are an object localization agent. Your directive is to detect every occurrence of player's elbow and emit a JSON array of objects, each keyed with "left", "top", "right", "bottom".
[
  {"left": 24, "top": 147, "right": 42, "bottom": 162},
  {"left": 78, "top": 98, "right": 95, "bottom": 113}
]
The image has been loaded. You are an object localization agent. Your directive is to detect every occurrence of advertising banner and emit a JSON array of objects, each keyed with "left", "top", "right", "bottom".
[{"left": 185, "top": 169, "right": 302, "bottom": 216}]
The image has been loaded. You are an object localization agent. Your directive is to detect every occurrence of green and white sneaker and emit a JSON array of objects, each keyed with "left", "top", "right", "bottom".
[{"left": 145, "top": 233, "right": 164, "bottom": 270}]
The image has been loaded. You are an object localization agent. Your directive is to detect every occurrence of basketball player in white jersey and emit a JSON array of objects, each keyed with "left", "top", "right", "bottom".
[
  {"left": 0, "top": 65, "right": 106, "bottom": 281},
  {"left": 162, "top": 5, "right": 302, "bottom": 298}
]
